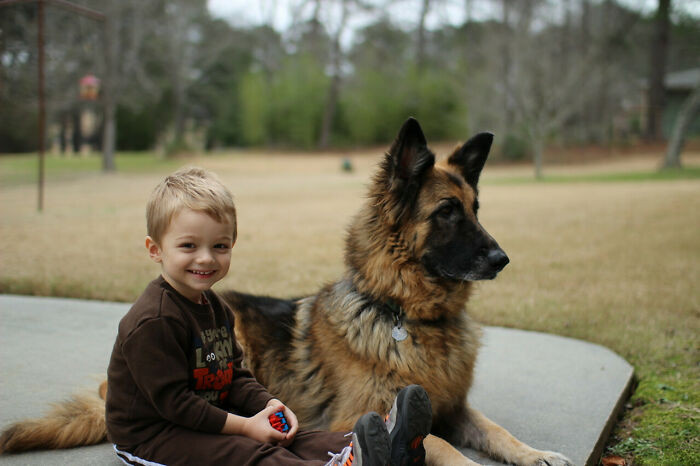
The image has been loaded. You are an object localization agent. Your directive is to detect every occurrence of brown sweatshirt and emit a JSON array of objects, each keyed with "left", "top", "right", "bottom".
[{"left": 106, "top": 276, "right": 274, "bottom": 449}]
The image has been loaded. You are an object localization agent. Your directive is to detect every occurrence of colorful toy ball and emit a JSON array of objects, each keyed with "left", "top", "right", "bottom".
[{"left": 269, "top": 410, "right": 289, "bottom": 433}]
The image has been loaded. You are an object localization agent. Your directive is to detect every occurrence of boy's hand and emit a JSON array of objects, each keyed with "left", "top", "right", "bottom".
[
  {"left": 265, "top": 399, "right": 299, "bottom": 447},
  {"left": 240, "top": 405, "right": 288, "bottom": 444}
]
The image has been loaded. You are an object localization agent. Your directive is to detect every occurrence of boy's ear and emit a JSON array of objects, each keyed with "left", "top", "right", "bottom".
[{"left": 145, "top": 236, "right": 162, "bottom": 263}]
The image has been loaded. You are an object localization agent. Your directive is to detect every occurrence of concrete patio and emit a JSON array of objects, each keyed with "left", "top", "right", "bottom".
[{"left": 0, "top": 295, "right": 634, "bottom": 465}]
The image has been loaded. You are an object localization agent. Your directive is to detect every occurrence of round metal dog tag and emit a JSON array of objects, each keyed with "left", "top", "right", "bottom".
[{"left": 392, "top": 324, "right": 408, "bottom": 342}]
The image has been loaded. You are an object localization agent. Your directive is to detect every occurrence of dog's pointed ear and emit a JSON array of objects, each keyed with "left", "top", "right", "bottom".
[
  {"left": 390, "top": 118, "right": 433, "bottom": 181},
  {"left": 388, "top": 117, "right": 435, "bottom": 184},
  {"left": 448, "top": 132, "right": 494, "bottom": 188},
  {"left": 379, "top": 118, "right": 435, "bottom": 224}
]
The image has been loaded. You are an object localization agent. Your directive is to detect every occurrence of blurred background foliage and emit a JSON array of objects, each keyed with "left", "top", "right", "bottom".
[{"left": 1, "top": 0, "right": 699, "bottom": 160}]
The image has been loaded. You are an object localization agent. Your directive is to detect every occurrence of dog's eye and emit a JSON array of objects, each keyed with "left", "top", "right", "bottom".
[
  {"left": 434, "top": 198, "right": 462, "bottom": 222},
  {"left": 438, "top": 204, "right": 454, "bottom": 219}
]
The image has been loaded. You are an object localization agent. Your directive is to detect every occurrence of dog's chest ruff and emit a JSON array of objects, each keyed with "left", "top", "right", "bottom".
[{"left": 303, "top": 281, "right": 476, "bottom": 377}]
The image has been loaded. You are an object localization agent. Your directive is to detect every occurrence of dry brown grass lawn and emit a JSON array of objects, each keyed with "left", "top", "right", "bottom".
[{"left": 0, "top": 151, "right": 698, "bottom": 365}]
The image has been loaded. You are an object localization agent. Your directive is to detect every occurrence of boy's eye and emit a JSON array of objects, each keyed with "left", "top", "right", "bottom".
[
  {"left": 214, "top": 243, "right": 230, "bottom": 250},
  {"left": 179, "top": 243, "right": 195, "bottom": 249}
]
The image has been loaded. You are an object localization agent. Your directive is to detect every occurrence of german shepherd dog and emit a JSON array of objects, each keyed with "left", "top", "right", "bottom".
[
  {"left": 0, "top": 119, "right": 571, "bottom": 466},
  {"left": 222, "top": 118, "right": 572, "bottom": 466}
]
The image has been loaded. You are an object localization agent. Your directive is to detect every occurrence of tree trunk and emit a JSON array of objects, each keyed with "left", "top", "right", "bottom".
[
  {"left": 531, "top": 129, "right": 544, "bottom": 180},
  {"left": 416, "top": 0, "right": 430, "bottom": 69},
  {"left": 464, "top": 0, "right": 473, "bottom": 22},
  {"left": 102, "top": 98, "right": 116, "bottom": 171},
  {"left": 318, "top": 0, "right": 348, "bottom": 149},
  {"left": 318, "top": 73, "right": 341, "bottom": 149},
  {"left": 168, "top": 5, "right": 188, "bottom": 152},
  {"left": 593, "top": 0, "right": 612, "bottom": 144},
  {"left": 645, "top": 0, "right": 671, "bottom": 141},
  {"left": 663, "top": 82, "right": 700, "bottom": 168},
  {"left": 171, "top": 66, "right": 186, "bottom": 150},
  {"left": 501, "top": 0, "right": 513, "bottom": 133},
  {"left": 533, "top": 142, "right": 543, "bottom": 180},
  {"left": 101, "top": 15, "right": 116, "bottom": 172}
]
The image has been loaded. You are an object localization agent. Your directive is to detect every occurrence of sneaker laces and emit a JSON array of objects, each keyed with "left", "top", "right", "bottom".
[
  {"left": 384, "top": 398, "right": 398, "bottom": 434},
  {"left": 325, "top": 434, "right": 354, "bottom": 466}
]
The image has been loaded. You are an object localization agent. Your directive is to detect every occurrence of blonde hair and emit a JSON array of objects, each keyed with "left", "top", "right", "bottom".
[{"left": 146, "top": 167, "right": 237, "bottom": 244}]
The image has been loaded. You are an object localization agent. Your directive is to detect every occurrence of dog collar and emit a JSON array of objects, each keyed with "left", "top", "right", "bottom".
[
  {"left": 352, "top": 283, "right": 449, "bottom": 339},
  {"left": 375, "top": 296, "right": 451, "bottom": 328},
  {"left": 353, "top": 288, "right": 408, "bottom": 342},
  {"left": 384, "top": 299, "right": 408, "bottom": 342}
]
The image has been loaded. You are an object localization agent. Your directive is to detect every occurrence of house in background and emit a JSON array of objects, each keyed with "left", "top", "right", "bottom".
[{"left": 658, "top": 68, "right": 700, "bottom": 138}]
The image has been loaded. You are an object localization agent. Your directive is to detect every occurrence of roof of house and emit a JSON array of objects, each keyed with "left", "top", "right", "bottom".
[{"left": 666, "top": 68, "right": 700, "bottom": 90}]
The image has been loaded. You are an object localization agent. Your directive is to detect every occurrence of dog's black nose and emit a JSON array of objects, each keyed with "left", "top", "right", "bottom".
[{"left": 487, "top": 249, "right": 509, "bottom": 270}]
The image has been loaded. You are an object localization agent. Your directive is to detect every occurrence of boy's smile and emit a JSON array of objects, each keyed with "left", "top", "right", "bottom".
[{"left": 146, "top": 209, "right": 235, "bottom": 303}]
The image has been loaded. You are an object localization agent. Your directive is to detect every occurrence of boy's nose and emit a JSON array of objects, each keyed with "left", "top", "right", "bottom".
[{"left": 196, "top": 250, "right": 215, "bottom": 263}]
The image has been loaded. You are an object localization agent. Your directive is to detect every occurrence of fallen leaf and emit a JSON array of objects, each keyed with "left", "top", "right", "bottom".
[{"left": 601, "top": 456, "right": 626, "bottom": 466}]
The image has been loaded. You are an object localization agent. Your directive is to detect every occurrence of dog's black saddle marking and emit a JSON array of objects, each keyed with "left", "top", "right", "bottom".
[{"left": 221, "top": 291, "right": 298, "bottom": 343}]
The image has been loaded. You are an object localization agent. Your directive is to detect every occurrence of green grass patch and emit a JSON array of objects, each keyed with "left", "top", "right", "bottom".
[
  {"left": 607, "top": 367, "right": 699, "bottom": 465},
  {"left": 487, "top": 166, "right": 700, "bottom": 185},
  {"left": 0, "top": 152, "right": 181, "bottom": 186}
]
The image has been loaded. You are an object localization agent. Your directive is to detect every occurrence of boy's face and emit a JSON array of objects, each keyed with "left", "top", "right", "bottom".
[{"left": 146, "top": 208, "right": 235, "bottom": 303}]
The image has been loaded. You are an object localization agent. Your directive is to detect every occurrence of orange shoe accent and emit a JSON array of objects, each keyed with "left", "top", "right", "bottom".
[
  {"left": 343, "top": 451, "right": 354, "bottom": 466},
  {"left": 410, "top": 435, "right": 424, "bottom": 450}
]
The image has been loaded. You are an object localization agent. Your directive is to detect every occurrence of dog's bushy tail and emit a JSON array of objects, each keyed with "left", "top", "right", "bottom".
[{"left": 0, "top": 385, "right": 106, "bottom": 454}]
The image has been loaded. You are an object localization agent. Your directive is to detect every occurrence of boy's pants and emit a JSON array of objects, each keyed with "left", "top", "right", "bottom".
[{"left": 114, "top": 424, "right": 351, "bottom": 466}]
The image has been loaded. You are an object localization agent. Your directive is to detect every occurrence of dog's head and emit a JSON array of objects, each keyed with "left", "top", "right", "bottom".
[{"left": 352, "top": 117, "right": 508, "bottom": 284}]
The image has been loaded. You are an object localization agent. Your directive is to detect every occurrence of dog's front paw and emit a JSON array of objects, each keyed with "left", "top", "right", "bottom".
[{"left": 532, "top": 450, "right": 574, "bottom": 466}]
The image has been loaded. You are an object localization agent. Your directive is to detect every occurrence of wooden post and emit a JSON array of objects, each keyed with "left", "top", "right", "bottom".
[{"left": 37, "top": 0, "right": 45, "bottom": 211}]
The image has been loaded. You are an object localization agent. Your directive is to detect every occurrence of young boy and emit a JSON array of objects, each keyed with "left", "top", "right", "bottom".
[{"left": 105, "top": 167, "right": 432, "bottom": 466}]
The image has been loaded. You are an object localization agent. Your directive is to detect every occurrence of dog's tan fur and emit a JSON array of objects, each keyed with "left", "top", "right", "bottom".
[
  {"left": 225, "top": 119, "right": 573, "bottom": 465},
  {"left": 0, "top": 394, "right": 105, "bottom": 453}
]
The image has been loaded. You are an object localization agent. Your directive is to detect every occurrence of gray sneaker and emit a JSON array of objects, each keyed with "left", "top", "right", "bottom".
[
  {"left": 385, "top": 385, "right": 432, "bottom": 466},
  {"left": 327, "top": 412, "right": 390, "bottom": 466}
]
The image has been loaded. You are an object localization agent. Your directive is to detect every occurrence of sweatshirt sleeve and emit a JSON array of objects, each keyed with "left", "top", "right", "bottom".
[
  {"left": 121, "top": 316, "right": 229, "bottom": 433},
  {"left": 224, "top": 338, "right": 275, "bottom": 416}
]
